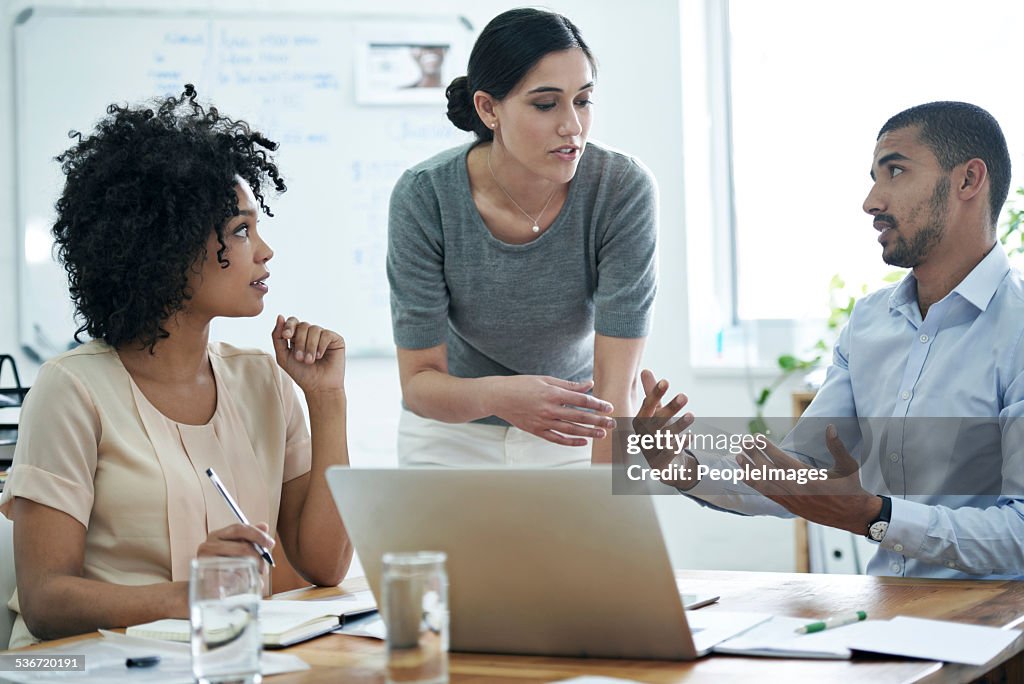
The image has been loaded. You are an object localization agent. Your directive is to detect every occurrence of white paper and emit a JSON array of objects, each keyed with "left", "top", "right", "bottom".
[
  {"left": 267, "top": 590, "right": 376, "bottom": 617},
  {"left": 844, "top": 616, "right": 1022, "bottom": 666},
  {"left": 0, "top": 631, "right": 309, "bottom": 683},
  {"left": 336, "top": 613, "right": 387, "bottom": 640},
  {"left": 713, "top": 615, "right": 862, "bottom": 658},
  {"left": 715, "top": 614, "right": 1023, "bottom": 665}
]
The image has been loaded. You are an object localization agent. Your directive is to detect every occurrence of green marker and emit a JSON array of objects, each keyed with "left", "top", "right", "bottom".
[{"left": 795, "top": 610, "right": 867, "bottom": 634}]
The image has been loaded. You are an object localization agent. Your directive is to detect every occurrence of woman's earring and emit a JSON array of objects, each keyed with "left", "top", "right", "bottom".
[{"left": 491, "top": 122, "right": 497, "bottom": 129}]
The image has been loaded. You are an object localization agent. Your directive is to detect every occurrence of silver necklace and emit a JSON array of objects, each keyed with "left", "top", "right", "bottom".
[{"left": 487, "top": 148, "right": 558, "bottom": 233}]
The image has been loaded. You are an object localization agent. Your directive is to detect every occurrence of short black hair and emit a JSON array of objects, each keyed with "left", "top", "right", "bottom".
[
  {"left": 878, "top": 101, "right": 1011, "bottom": 227},
  {"left": 52, "top": 84, "right": 286, "bottom": 351},
  {"left": 445, "top": 8, "right": 596, "bottom": 141}
]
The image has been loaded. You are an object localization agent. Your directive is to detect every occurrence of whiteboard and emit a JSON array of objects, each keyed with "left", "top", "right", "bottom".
[{"left": 14, "top": 8, "right": 472, "bottom": 358}]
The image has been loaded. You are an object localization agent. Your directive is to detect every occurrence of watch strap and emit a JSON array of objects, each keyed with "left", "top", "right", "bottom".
[
  {"left": 866, "top": 495, "right": 892, "bottom": 541},
  {"left": 876, "top": 495, "right": 892, "bottom": 524}
]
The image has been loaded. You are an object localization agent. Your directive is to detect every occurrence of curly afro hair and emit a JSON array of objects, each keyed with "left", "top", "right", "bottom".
[{"left": 52, "top": 84, "right": 286, "bottom": 352}]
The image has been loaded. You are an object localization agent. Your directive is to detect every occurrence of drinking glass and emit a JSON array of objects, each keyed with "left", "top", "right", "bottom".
[
  {"left": 189, "top": 556, "right": 262, "bottom": 684},
  {"left": 382, "top": 551, "right": 449, "bottom": 684}
]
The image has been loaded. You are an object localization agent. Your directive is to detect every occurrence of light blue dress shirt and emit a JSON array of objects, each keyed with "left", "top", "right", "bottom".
[{"left": 687, "top": 244, "right": 1024, "bottom": 579}]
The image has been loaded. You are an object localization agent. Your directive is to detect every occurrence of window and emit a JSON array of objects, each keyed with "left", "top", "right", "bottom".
[{"left": 685, "top": 0, "right": 1024, "bottom": 367}]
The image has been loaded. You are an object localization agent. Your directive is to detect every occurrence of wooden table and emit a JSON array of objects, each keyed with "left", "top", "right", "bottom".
[{"left": 15, "top": 570, "right": 1024, "bottom": 683}]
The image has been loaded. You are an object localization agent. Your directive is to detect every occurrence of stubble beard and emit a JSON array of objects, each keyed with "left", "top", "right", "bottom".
[{"left": 883, "top": 176, "right": 951, "bottom": 269}]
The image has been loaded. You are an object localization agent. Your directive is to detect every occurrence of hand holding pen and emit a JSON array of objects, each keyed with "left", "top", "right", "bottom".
[{"left": 201, "top": 467, "right": 276, "bottom": 567}]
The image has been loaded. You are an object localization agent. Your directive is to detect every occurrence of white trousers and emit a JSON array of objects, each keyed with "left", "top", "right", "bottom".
[{"left": 397, "top": 409, "right": 590, "bottom": 468}]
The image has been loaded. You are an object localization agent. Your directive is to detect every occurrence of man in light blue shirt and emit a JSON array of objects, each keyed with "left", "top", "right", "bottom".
[{"left": 641, "top": 101, "right": 1023, "bottom": 579}]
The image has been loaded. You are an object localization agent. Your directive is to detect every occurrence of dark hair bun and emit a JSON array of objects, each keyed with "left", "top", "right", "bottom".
[{"left": 445, "top": 76, "right": 478, "bottom": 132}]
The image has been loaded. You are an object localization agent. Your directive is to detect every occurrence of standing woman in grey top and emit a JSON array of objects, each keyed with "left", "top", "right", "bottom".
[{"left": 387, "top": 8, "right": 658, "bottom": 466}]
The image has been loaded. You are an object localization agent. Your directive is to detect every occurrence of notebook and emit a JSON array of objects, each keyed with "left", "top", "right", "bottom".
[
  {"left": 712, "top": 614, "right": 856, "bottom": 659},
  {"left": 126, "top": 591, "right": 377, "bottom": 648},
  {"left": 713, "top": 615, "right": 1022, "bottom": 664}
]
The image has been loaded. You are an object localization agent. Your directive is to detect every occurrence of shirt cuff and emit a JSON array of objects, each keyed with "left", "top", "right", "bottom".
[
  {"left": 0, "top": 463, "right": 94, "bottom": 528},
  {"left": 684, "top": 450, "right": 792, "bottom": 517},
  {"left": 881, "top": 496, "right": 930, "bottom": 555},
  {"left": 594, "top": 310, "right": 651, "bottom": 338}
]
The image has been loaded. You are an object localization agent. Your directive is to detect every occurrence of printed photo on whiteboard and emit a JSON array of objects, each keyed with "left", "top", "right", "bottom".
[
  {"left": 353, "top": 20, "right": 470, "bottom": 105},
  {"left": 355, "top": 41, "right": 453, "bottom": 105}
]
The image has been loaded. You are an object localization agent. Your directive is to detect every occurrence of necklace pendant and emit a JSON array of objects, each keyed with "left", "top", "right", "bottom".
[{"left": 532, "top": 225, "right": 540, "bottom": 233}]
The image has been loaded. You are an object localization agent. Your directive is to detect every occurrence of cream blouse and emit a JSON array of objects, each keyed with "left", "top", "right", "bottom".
[{"left": 0, "top": 340, "right": 311, "bottom": 648}]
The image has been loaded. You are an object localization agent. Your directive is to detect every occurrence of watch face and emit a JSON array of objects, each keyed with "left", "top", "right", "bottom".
[{"left": 869, "top": 520, "right": 889, "bottom": 542}]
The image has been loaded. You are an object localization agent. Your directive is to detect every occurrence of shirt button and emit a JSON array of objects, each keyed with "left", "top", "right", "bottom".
[
  {"left": 920, "top": 334, "right": 929, "bottom": 343},
  {"left": 947, "top": 561, "right": 956, "bottom": 569},
  {"left": 889, "top": 452, "right": 899, "bottom": 462},
  {"left": 891, "top": 563, "right": 901, "bottom": 573},
  {"left": 893, "top": 543, "right": 904, "bottom": 553},
  {"left": 901, "top": 391, "right": 911, "bottom": 400}
]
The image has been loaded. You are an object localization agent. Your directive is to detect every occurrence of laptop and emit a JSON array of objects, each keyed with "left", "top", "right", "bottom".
[{"left": 326, "top": 467, "right": 767, "bottom": 660}]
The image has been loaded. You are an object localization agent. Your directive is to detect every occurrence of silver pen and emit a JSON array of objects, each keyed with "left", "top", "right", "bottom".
[{"left": 205, "top": 467, "right": 275, "bottom": 567}]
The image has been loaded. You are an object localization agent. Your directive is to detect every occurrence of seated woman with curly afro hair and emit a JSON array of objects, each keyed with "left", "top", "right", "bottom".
[{"left": 0, "top": 85, "right": 353, "bottom": 647}]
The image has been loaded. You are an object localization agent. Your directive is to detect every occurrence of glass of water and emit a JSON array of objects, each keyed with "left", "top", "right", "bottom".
[
  {"left": 382, "top": 551, "right": 449, "bottom": 684},
  {"left": 190, "top": 556, "right": 262, "bottom": 684}
]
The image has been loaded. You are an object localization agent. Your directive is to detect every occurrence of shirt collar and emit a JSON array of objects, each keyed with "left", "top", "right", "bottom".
[
  {"left": 888, "top": 272, "right": 918, "bottom": 312},
  {"left": 888, "top": 244, "right": 1009, "bottom": 314}
]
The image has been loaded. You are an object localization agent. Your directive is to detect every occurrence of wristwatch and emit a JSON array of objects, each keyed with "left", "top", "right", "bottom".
[{"left": 866, "top": 495, "right": 892, "bottom": 542}]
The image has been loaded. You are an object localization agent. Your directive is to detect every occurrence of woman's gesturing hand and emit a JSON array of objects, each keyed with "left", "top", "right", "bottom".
[
  {"left": 493, "top": 375, "right": 616, "bottom": 446},
  {"left": 272, "top": 314, "right": 346, "bottom": 395}
]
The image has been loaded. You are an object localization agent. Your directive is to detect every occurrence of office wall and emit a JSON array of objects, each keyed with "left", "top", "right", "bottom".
[{"left": 0, "top": 0, "right": 797, "bottom": 571}]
